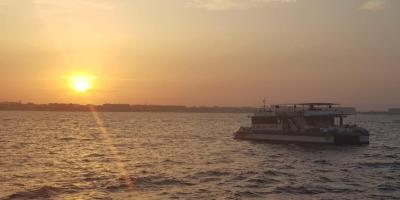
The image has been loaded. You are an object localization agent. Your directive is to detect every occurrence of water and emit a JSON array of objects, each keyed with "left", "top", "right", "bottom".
[{"left": 0, "top": 111, "right": 399, "bottom": 199}]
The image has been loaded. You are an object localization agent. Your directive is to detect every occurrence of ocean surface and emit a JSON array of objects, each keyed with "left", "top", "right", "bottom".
[{"left": 0, "top": 111, "right": 399, "bottom": 200}]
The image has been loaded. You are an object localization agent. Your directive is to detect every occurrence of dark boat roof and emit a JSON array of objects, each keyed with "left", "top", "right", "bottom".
[
  {"left": 277, "top": 103, "right": 339, "bottom": 106},
  {"left": 297, "top": 103, "right": 339, "bottom": 106}
]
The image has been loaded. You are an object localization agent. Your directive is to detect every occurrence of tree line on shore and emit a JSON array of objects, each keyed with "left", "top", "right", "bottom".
[{"left": 0, "top": 102, "right": 257, "bottom": 113}]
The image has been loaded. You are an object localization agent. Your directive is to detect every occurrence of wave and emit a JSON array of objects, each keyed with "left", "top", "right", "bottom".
[
  {"left": 377, "top": 183, "right": 400, "bottom": 192},
  {"left": 58, "top": 137, "right": 78, "bottom": 141},
  {"left": 246, "top": 177, "right": 280, "bottom": 186},
  {"left": 359, "top": 162, "right": 400, "bottom": 169},
  {"left": 368, "top": 194, "right": 400, "bottom": 200},
  {"left": 314, "top": 159, "right": 332, "bottom": 165},
  {"left": 272, "top": 185, "right": 359, "bottom": 195},
  {"left": 273, "top": 185, "right": 322, "bottom": 195},
  {"left": 382, "top": 145, "right": 400, "bottom": 151},
  {"left": 263, "top": 169, "right": 294, "bottom": 177},
  {"left": 191, "top": 170, "right": 231, "bottom": 178},
  {"left": 1, "top": 186, "right": 67, "bottom": 200},
  {"left": 83, "top": 153, "right": 105, "bottom": 158},
  {"left": 233, "top": 191, "right": 262, "bottom": 198},
  {"left": 106, "top": 175, "right": 193, "bottom": 192}
]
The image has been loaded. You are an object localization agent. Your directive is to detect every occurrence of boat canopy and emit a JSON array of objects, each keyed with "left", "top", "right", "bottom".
[
  {"left": 296, "top": 103, "right": 339, "bottom": 106},
  {"left": 276, "top": 103, "right": 339, "bottom": 107}
]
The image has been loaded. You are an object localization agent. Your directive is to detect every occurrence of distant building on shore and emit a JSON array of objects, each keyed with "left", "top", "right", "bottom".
[{"left": 388, "top": 108, "right": 400, "bottom": 114}]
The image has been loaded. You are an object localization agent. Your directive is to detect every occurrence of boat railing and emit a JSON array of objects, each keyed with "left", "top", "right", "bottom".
[{"left": 254, "top": 104, "right": 352, "bottom": 118}]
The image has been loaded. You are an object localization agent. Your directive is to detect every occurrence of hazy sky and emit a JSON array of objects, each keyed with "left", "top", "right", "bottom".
[{"left": 0, "top": 0, "right": 399, "bottom": 110}]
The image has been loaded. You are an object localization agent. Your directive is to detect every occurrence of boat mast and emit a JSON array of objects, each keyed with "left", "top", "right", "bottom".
[{"left": 263, "top": 98, "right": 266, "bottom": 111}]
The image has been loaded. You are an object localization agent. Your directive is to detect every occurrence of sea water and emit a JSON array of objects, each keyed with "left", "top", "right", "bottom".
[{"left": 0, "top": 111, "right": 399, "bottom": 199}]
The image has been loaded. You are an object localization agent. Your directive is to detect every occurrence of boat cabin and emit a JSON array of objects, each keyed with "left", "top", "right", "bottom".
[{"left": 251, "top": 103, "right": 347, "bottom": 131}]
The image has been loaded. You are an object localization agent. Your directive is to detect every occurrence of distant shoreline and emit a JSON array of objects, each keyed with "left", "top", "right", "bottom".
[
  {"left": 1, "top": 102, "right": 399, "bottom": 115},
  {"left": 0, "top": 102, "right": 257, "bottom": 113}
]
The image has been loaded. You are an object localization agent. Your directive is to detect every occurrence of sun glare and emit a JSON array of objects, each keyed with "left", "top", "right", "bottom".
[{"left": 70, "top": 76, "right": 93, "bottom": 93}]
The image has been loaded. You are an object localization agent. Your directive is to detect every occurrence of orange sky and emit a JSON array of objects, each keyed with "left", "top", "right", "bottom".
[{"left": 0, "top": 0, "right": 399, "bottom": 110}]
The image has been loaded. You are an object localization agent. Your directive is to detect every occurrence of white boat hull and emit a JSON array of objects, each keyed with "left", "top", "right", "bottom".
[
  {"left": 235, "top": 133, "right": 334, "bottom": 143},
  {"left": 234, "top": 129, "right": 369, "bottom": 145}
]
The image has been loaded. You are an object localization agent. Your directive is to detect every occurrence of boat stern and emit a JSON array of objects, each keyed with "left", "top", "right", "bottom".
[{"left": 333, "top": 127, "right": 369, "bottom": 145}]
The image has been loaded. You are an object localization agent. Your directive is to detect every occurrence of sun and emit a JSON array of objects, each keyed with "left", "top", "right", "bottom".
[{"left": 70, "top": 76, "right": 93, "bottom": 93}]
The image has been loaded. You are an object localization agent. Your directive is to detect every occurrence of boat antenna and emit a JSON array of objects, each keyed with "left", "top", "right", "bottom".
[{"left": 263, "top": 98, "right": 266, "bottom": 111}]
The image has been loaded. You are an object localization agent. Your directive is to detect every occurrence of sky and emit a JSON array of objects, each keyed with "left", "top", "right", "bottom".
[{"left": 0, "top": 0, "right": 399, "bottom": 110}]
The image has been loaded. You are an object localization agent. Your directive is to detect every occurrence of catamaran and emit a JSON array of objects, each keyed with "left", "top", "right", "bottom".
[{"left": 234, "top": 103, "right": 369, "bottom": 144}]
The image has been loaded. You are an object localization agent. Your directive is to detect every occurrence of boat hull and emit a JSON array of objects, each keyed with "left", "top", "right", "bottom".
[
  {"left": 234, "top": 129, "right": 369, "bottom": 145},
  {"left": 235, "top": 133, "right": 334, "bottom": 143}
]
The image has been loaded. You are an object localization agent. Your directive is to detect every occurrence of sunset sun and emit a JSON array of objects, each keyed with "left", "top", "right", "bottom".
[{"left": 70, "top": 76, "right": 94, "bottom": 93}]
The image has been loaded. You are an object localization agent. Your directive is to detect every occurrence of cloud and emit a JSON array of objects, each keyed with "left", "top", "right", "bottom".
[
  {"left": 29, "top": 0, "right": 116, "bottom": 18},
  {"left": 33, "top": 0, "right": 115, "bottom": 10},
  {"left": 188, "top": 0, "right": 296, "bottom": 11},
  {"left": 0, "top": 0, "right": 114, "bottom": 10},
  {"left": 360, "top": 0, "right": 387, "bottom": 11}
]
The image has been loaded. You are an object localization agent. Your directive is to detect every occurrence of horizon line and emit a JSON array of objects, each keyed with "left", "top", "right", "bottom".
[{"left": 0, "top": 101, "right": 398, "bottom": 112}]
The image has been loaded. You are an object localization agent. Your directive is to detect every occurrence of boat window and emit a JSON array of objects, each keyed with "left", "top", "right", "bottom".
[
  {"left": 306, "top": 116, "right": 335, "bottom": 127},
  {"left": 252, "top": 116, "right": 278, "bottom": 124}
]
